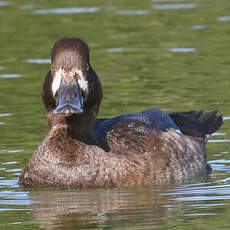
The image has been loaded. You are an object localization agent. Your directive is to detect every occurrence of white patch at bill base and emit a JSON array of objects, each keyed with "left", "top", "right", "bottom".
[
  {"left": 75, "top": 69, "right": 88, "bottom": 92},
  {"left": 51, "top": 68, "right": 89, "bottom": 96},
  {"left": 52, "top": 68, "right": 63, "bottom": 96}
]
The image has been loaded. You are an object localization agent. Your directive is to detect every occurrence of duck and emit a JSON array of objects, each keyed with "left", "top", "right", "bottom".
[{"left": 19, "top": 38, "right": 223, "bottom": 188}]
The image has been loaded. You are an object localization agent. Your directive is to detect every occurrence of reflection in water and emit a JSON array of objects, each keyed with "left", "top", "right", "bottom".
[
  {"left": 26, "top": 182, "right": 230, "bottom": 229},
  {"left": 152, "top": 3, "right": 197, "bottom": 10},
  {"left": 28, "top": 187, "right": 178, "bottom": 229}
]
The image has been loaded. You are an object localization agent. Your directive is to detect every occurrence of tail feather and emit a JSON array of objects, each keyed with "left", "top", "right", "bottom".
[
  {"left": 198, "top": 110, "right": 223, "bottom": 135},
  {"left": 169, "top": 110, "right": 223, "bottom": 138}
]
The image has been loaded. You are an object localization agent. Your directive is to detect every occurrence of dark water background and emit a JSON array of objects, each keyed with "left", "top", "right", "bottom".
[{"left": 1, "top": 0, "right": 230, "bottom": 229}]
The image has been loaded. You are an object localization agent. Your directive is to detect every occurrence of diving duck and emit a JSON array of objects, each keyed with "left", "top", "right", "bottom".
[{"left": 19, "top": 38, "right": 223, "bottom": 188}]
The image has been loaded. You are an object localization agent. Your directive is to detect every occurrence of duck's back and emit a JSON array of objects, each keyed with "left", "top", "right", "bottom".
[
  {"left": 94, "top": 108, "right": 222, "bottom": 139},
  {"left": 94, "top": 108, "right": 180, "bottom": 138},
  {"left": 93, "top": 108, "right": 222, "bottom": 160},
  {"left": 93, "top": 108, "right": 181, "bottom": 152}
]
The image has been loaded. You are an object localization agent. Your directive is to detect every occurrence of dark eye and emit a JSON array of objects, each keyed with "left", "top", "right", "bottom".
[
  {"left": 50, "top": 64, "right": 55, "bottom": 72},
  {"left": 85, "top": 64, "right": 89, "bottom": 71}
]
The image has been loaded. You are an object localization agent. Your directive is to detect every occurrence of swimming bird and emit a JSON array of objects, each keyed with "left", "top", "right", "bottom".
[{"left": 19, "top": 38, "right": 223, "bottom": 188}]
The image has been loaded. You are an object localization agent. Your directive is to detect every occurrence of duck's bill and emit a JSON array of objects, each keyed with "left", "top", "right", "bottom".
[{"left": 53, "top": 79, "right": 84, "bottom": 114}]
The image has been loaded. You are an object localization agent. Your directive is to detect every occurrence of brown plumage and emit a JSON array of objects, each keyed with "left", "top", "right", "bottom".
[{"left": 19, "top": 38, "right": 223, "bottom": 188}]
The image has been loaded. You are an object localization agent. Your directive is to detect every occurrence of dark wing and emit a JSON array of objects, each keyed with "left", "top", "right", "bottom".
[
  {"left": 93, "top": 108, "right": 181, "bottom": 139},
  {"left": 93, "top": 108, "right": 181, "bottom": 152}
]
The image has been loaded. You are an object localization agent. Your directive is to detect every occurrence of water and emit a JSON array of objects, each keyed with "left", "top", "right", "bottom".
[{"left": 0, "top": 0, "right": 230, "bottom": 229}]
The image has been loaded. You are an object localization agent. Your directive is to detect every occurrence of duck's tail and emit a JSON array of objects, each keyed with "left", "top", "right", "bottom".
[{"left": 169, "top": 110, "right": 223, "bottom": 138}]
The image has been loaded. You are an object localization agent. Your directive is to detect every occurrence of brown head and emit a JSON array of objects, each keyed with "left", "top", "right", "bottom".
[{"left": 42, "top": 38, "right": 103, "bottom": 137}]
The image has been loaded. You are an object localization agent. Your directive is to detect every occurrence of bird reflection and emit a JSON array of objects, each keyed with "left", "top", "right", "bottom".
[{"left": 28, "top": 186, "right": 179, "bottom": 229}]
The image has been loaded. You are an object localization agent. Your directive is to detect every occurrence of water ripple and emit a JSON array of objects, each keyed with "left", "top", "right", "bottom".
[
  {"left": 0, "top": 113, "right": 11, "bottom": 117},
  {"left": 173, "top": 196, "right": 230, "bottom": 201},
  {"left": 6, "top": 169, "right": 22, "bottom": 173},
  {"left": 6, "top": 149, "right": 24, "bottom": 153},
  {"left": 151, "top": 0, "right": 194, "bottom": 1},
  {"left": 210, "top": 164, "right": 230, "bottom": 171},
  {"left": 163, "top": 187, "right": 230, "bottom": 196},
  {"left": 33, "top": 7, "right": 100, "bottom": 15},
  {"left": 0, "top": 190, "right": 29, "bottom": 199},
  {"left": 0, "top": 208, "right": 29, "bottom": 212},
  {"left": 214, "top": 151, "right": 229, "bottom": 157},
  {"left": 209, "top": 159, "right": 230, "bottom": 164},
  {"left": 26, "top": 58, "right": 50, "bottom": 64},
  {"left": 2, "top": 161, "right": 17, "bottom": 165},
  {"left": 192, "top": 25, "right": 207, "bottom": 30},
  {"left": 169, "top": 48, "right": 195, "bottom": 53},
  {"left": 184, "top": 213, "right": 216, "bottom": 216},
  {"left": 0, "top": 1, "right": 9, "bottom": 6},
  {"left": 152, "top": 3, "right": 197, "bottom": 10},
  {"left": 20, "top": 4, "right": 34, "bottom": 10},
  {"left": 212, "top": 132, "right": 226, "bottom": 136},
  {"left": 106, "top": 47, "right": 125, "bottom": 53},
  {"left": 217, "top": 16, "right": 230, "bottom": 22},
  {"left": 116, "top": 10, "right": 149, "bottom": 15},
  {"left": 0, "top": 199, "right": 36, "bottom": 205},
  {"left": 208, "top": 139, "right": 230, "bottom": 143},
  {"left": 0, "top": 179, "right": 19, "bottom": 188},
  {"left": 0, "top": 74, "right": 21, "bottom": 78}
]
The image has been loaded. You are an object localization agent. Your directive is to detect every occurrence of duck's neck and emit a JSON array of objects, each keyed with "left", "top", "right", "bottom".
[{"left": 47, "top": 111, "right": 97, "bottom": 144}]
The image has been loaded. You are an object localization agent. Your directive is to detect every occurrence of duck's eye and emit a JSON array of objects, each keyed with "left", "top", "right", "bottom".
[
  {"left": 85, "top": 64, "right": 89, "bottom": 72},
  {"left": 50, "top": 64, "right": 55, "bottom": 72}
]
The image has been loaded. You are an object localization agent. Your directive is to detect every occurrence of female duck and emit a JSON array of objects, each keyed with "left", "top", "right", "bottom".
[{"left": 19, "top": 38, "right": 223, "bottom": 188}]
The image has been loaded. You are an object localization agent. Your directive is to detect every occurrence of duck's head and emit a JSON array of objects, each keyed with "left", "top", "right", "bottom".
[{"left": 42, "top": 38, "right": 102, "bottom": 134}]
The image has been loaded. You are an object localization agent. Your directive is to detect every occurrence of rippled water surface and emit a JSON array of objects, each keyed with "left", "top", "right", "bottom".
[{"left": 1, "top": 0, "right": 230, "bottom": 229}]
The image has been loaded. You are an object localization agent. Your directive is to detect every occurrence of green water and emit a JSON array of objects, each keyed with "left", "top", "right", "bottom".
[{"left": 1, "top": 0, "right": 230, "bottom": 229}]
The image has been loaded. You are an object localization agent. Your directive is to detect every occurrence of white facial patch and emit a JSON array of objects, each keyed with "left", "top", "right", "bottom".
[
  {"left": 75, "top": 69, "right": 88, "bottom": 92},
  {"left": 51, "top": 68, "right": 63, "bottom": 96},
  {"left": 51, "top": 68, "right": 89, "bottom": 96}
]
